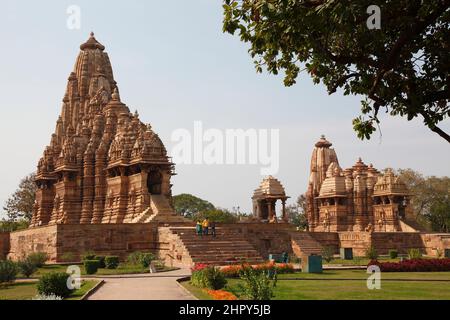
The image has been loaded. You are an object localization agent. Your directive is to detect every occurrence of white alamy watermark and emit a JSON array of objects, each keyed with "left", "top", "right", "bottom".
[
  {"left": 367, "top": 5, "right": 381, "bottom": 30},
  {"left": 66, "top": 5, "right": 81, "bottom": 30},
  {"left": 366, "top": 265, "right": 381, "bottom": 290},
  {"left": 66, "top": 265, "right": 81, "bottom": 290},
  {"left": 171, "top": 121, "right": 280, "bottom": 175}
]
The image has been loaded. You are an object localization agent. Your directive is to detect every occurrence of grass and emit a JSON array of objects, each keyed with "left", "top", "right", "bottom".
[
  {"left": 182, "top": 270, "right": 450, "bottom": 300},
  {"left": 24, "top": 262, "right": 177, "bottom": 278},
  {"left": 180, "top": 281, "right": 213, "bottom": 300},
  {"left": 0, "top": 280, "right": 98, "bottom": 300},
  {"left": 325, "top": 256, "right": 400, "bottom": 266}
]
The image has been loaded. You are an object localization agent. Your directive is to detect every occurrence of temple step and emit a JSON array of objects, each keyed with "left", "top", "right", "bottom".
[{"left": 291, "top": 232, "right": 324, "bottom": 256}]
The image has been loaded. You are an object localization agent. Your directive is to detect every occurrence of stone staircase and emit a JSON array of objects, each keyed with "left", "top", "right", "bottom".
[
  {"left": 291, "top": 232, "right": 324, "bottom": 256},
  {"left": 169, "top": 227, "right": 265, "bottom": 265}
]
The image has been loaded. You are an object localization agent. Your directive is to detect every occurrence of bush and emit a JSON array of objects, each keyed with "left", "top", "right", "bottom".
[
  {"left": 368, "top": 258, "right": 450, "bottom": 272},
  {"left": 0, "top": 260, "right": 18, "bottom": 285},
  {"left": 191, "top": 265, "right": 227, "bottom": 290},
  {"left": 389, "top": 250, "right": 398, "bottom": 259},
  {"left": 105, "top": 256, "right": 119, "bottom": 269},
  {"left": 238, "top": 265, "right": 276, "bottom": 300},
  {"left": 94, "top": 256, "right": 105, "bottom": 268},
  {"left": 27, "top": 252, "right": 47, "bottom": 268},
  {"left": 84, "top": 260, "right": 100, "bottom": 275},
  {"left": 321, "top": 246, "right": 334, "bottom": 263},
  {"left": 127, "top": 252, "right": 143, "bottom": 265},
  {"left": 37, "top": 272, "right": 73, "bottom": 298},
  {"left": 139, "top": 253, "right": 156, "bottom": 268},
  {"left": 365, "top": 246, "right": 378, "bottom": 260},
  {"left": 221, "top": 262, "right": 294, "bottom": 278},
  {"left": 408, "top": 248, "right": 422, "bottom": 259},
  {"left": 17, "top": 258, "right": 38, "bottom": 278}
]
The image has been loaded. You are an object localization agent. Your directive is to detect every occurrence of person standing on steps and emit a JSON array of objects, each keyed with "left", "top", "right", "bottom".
[
  {"left": 210, "top": 220, "right": 216, "bottom": 238},
  {"left": 202, "top": 218, "right": 209, "bottom": 236},
  {"left": 196, "top": 220, "right": 203, "bottom": 237}
]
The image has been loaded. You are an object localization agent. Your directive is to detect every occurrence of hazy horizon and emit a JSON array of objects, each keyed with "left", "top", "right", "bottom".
[{"left": 1, "top": 0, "right": 449, "bottom": 218}]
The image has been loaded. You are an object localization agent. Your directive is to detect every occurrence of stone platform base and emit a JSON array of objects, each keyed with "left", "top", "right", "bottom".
[{"left": 2, "top": 223, "right": 449, "bottom": 265}]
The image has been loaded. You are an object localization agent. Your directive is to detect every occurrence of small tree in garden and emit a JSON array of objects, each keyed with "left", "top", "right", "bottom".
[
  {"left": 321, "top": 246, "right": 334, "bottom": 263},
  {"left": 17, "top": 258, "right": 38, "bottom": 278},
  {"left": 238, "top": 265, "right": 277, "bottom": 300},
  {"left": 365, "top": 246, "right": 379, "bottom": 260}
]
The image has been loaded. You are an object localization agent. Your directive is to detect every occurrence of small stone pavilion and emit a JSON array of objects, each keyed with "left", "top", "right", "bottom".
[
  {"left": 0, "top": 35, "right": 448, "bottom": 265},
  {"left": 252, "top": 176, "right": 289, "bottom": 223}
]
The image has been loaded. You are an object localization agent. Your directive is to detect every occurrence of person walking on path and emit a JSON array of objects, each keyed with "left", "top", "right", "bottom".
[
  {"left": 196, "top": 220, "right": 203, "bottom": 237},
  {"left": 202, "top": 218, "right": 209, "bottom": 236},
  {"left": 210, "top": 221, "right": 216, "bottom": 238}
]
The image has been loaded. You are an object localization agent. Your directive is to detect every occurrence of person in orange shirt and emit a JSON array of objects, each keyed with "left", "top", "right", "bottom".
[{"left": 202, "top": 218, "right": 209, "bottom": 236}]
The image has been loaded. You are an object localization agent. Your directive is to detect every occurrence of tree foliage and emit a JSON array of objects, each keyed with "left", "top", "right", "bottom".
[
  {"left": 285, "top": 194, "right": 308, "bottom": 229},
  {"left": 3, "top": 173, "right": 36, "bottom": 222},
  {"left": 173, "top": 193, "right": 215, "bottom": 217},
  {"left": 397, "top": 168, "right": 450, "bottom": 232},
  {"left": 223, "top": 0, "right": 450, "bottom": 142},
  {"left": 192, "top": 208, "right": 239, "bottom": 223}
]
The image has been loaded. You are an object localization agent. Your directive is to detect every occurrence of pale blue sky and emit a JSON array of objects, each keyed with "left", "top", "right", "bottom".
[{"left": 1, "top": 0, "right": 449, "bottom": 217}]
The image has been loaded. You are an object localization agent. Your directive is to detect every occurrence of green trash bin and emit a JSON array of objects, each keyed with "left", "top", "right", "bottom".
[
  {"left": 445, "top": 249, "right": 450, "bottom": 258},
  {"left": 340, "top": 248, "right": 353, "bottom": 260},
  {"left": 302, "top": 254, "right": 323, "bottom": 273}
]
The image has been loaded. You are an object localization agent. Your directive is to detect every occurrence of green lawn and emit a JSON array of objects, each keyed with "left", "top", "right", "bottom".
[
  {"left": 0, "top": 280, "right": 98, "bottom": 300},
  {"left": 25, "top": 263, "right": 177, "bottom": 278},
  {"left": 183, "top": 270, "right": 450, "bottom": 300}
]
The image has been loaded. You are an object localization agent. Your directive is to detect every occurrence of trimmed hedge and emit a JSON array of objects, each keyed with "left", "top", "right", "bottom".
[
  {"left": 94, "top": 256, "right": 106, "bottom": 268},
  {"left": 84, "top": 260, "right": 100, "bottom": 275},
  {"left": 37, "top": 272, "right": 73, "bottom": 298},
  {"left": 389, "top": 249, "right": 398, "bottom": 259},
  {"left": 369, "top": 258, "right": 450, "bottom": 272},
  {"left": 105, "top": 256, "right": 119, "bottom": 269}
]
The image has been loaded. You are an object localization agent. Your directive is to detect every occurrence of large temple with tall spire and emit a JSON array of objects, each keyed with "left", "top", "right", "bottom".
[{"left": 31, "top": 33, "right": 183, "bottom": 227}]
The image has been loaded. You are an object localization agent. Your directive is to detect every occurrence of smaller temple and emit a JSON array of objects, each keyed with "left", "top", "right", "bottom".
[
  {"left": 252, "top": 176, "right": 289, "bottom": 223},
  {"left": 306, "top": 135, "right": 412, "bottom": 232}
]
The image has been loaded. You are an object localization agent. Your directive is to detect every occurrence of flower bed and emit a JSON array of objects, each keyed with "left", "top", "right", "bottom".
[
  {"left": 368, "top": 258, "right": 450, "bottom": 272},
  {"left": 221, "top": 262, "right": 295, "bottom": 278},
  {"left": 205, "top": 289, "right": 237, "bottom": 300}
]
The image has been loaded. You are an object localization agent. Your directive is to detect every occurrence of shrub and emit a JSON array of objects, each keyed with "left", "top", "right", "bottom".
[
  {"left": 408, "top": 248, "right": 422, "bottom": 259},
  {"left": 368, "top": 258, "right": 450, "bottom": 272},
  {"left": 321, "top": 246, "right": 334, "bottom": 263},
  {"left": 17, "top": 258, "right": 38, "bottom": 278},
  {"left": 139, "top": 253, "right": 156, "bottom": 268},
  {"left": 84, "top": 260, "right": 100, "bottom": 275},
  {"left": 389, "top": 250, "right": 398, "bottom": 259},
  {"left": 127, "top": 252, "right": 143, "bottom": 265},
  {"left": 37, "top": 272, "right": 73, "bottom": 298},
  {"left": 238, "top": 265, "right": 276, "bottom": 300},
  {"left": 94, "top": 256, "right": 106, "bottom": 268},
  {"left": 221, "top": 262, "right": 294, "bottom": 278},
  {"left": 191, "top": 265, "right": 227, "bottom": 290},
  {"left": 0, "top": 260, "right": 18, "bottom": 285},
  {"left": 105, "top": 256, "right": 119, "bottom": 269},
  {"left": 27, "top": 252, "right": 47, "bottom": 268},
  {"left": 365, "top": 246, "right": 378, "bottom": 260}
]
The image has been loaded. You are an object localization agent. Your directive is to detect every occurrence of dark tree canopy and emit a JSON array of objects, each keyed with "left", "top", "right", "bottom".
[
  {"left": 286, "top": 194, "right": 308, "bottom": 229},
  {"left": 223, "top": 0, "right": 450, "bottom": 142},
  {"left": 173, "top": 193, "right": 216, "bottom": 217},
  {"left": 3, "top": 173, "right": 36, "bottom": 222}
]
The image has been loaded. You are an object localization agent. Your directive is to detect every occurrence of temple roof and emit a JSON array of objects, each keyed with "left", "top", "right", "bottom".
[
  {"left": 253, "top": 176, "right": 288, "bottom": 199},
  {"left": 80, "top": 32, "right": 106, "bottom": 51},
  {"left": 373, "top": 169, "right": 409, "bottom": 196}
]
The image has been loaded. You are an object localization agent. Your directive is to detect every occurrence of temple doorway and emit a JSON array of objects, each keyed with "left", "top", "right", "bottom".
[{"left": 147, "top": 170, "right": 162, "bottom": 195}]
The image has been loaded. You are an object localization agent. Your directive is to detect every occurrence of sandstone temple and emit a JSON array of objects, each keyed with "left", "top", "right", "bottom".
[{"left": 0, "top": 34, "right": 448, "bottom": 265}]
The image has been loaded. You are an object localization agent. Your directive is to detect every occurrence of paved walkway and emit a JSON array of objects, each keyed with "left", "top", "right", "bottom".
[{"left": 87, "top": 269, "right": 196, "bottom": 300}]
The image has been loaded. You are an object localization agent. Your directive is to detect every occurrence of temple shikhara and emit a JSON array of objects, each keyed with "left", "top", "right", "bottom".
[
  {"left": 0, "top": 34, "right": 448, "bottom": 265},
  {"left": 31, "top": 32, "right": 182, "bottom": 227}
]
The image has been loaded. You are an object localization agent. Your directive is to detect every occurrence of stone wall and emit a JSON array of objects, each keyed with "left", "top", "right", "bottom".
[
  {"left": 9, "top": 223, "right": 159, "bottom": 262},
  {"left": 0, "top": 232, "right": 10, "bottom": 260},
  {"left": 9, "top": 225, "right": 58, "bottom": 261}
]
